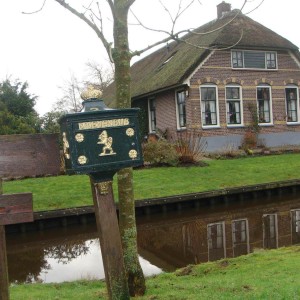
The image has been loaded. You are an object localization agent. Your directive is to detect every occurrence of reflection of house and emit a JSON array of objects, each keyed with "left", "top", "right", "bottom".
[
  {"left": 137, "top": 196, "right": 300, "bottom": 269},
  {"left": 105, "top": 2, "right": 300, "bottom": 151}
]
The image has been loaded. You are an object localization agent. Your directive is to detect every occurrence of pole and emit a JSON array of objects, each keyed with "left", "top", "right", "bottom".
[
  {"left": 0, "top": 178, "right": 9, "bottom": 300},
  {"left": 89, "top": 175, "right": 129, "bottom": 300}
]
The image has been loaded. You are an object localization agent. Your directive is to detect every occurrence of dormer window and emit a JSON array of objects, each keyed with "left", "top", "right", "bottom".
[{"left": 232, "top": 50, "right": 277, "bottom": 70}]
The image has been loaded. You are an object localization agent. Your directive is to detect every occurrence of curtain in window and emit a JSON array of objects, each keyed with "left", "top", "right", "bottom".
[
  {"left": 257, "top": 87, "right": 271, "bottom": 123},
  {"left": 201, "top": 87, "right": 217, "bottom": 125},
  {"left": 177, "top": 91, "right": 186, "bottom": 127},
  {"left": 286, "top": 88, "right": 298, "bottom": 122}
]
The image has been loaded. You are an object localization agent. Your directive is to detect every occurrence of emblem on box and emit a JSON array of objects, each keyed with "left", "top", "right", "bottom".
[{"left": 98, "top": 130, "right": 116, "bottom": 156}]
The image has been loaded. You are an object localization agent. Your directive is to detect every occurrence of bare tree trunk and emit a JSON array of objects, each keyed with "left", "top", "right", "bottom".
[{"left": 113, "top": 1, "right": 146, "bottom": 296}]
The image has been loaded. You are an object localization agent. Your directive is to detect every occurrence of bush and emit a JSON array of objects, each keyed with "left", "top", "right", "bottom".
[
  {"left": 241, "top": 130, "right": 257, "bottom": 150},
  {"left": 168, "top": 129, "right": 207, "bottom": 164},
  {"left": 142, "top": 140, "right": 179, "bottom": 166}
]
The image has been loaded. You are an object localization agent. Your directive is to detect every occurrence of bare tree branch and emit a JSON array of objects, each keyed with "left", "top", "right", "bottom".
[
  {"left": 190, "top": 0, "right": 247, "bottom": 37},
  {"left": 129, "top": 0, "right": 248, "bottom": 57},
  {"left": 245, "top": 0, "right": 265, "bottom": 15},
  {"left": 53, "top": 0, "right": 113, "bottom": 62},
  {"left": 130, "top": 34, "right": 180, "bottom": 57},
  {"left": 177, "top": 29, "right": 244, "bottom": 51},
  {"left": 22, "top": 0, "right": 47, "bottom": 14}
]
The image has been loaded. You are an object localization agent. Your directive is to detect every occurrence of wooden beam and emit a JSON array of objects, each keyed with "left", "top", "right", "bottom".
[
  {"left": 0, "top": 179, "right": 9, "bottom": 300},
  {"left": 0, "top": 194, "right": 33, "bottom": 226},
  {"left": 90, "top": 178, "right": 129, "bottom": 300},
  {"left": 0, "top": 134, "right": 60, "bottom": 179}
]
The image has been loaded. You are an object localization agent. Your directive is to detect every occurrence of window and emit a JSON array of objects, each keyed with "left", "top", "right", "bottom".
[
  {"left": 232, "top": 219, "right": 249, "bottom": 257},
  {"left": 231, "top": 50, "right": 277, "bottom": 70},
  {"left": 226, "top": 86, "right": 242, "bottom": 125},
  {"left": 263, "top": 214, "right": 278, "bottom": 249},
  {"left": 207, "top": 222, "right": 226, "bottom": 261},
  {"left": 285, "top": 87, "right": 299, "bottom": 123},
  {"left": 291, "top": 209, "right": 300, "bottom": 244},
  {"left": 232, "top": 51, "right": 243, "bottom": 68},
  {"left": 176, "top": 90, "right": 187, "bottom": 129},
  {"left": 148, "top": 98, "right": 156, "bottom": 132},
  {"left": 200, "top": 86, "right": 219, "bottom": 127},
  {"left": 257, "top": 86, "right": 272, "bottom": 124}
]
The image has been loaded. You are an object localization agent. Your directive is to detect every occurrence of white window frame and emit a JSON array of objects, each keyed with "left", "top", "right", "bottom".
[
  {"left": 231, "top": 50, "right": 278, "bottom": 70},
  {"left": 285, "top": 86, "right": 300, "bottom": 125},
  {"left": 256, "top": 85, "right": 273, "bottom": 126},
  {"left": 200, "top": 85, "right": 220, "bottom": 129},
  {"left": 225, "top": 85, "right": 244, "bottom": 127},
  {"left": 148, "top": 97, "right": 156, "bottom": 133},
  {"left": 175, "top": 89, "right": 187, "bottom": 130}
]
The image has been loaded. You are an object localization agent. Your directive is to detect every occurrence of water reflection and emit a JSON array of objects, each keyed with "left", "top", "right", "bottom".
[
  {"left": 137, "top": 194, "right": 300, "bottom": 269},
  {"left": 6, "top": 193, "right": 300, "bottom": 283}
]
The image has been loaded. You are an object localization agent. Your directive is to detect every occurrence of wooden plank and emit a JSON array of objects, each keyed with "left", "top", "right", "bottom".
[
  {"left": 0, "top": 179, "right": 9, "bottom": 300},
  {"left": 0, "top": 225, "right": 9, "bottom": 300},
  {"left": 90, "top": 178, "right": 129, "bottom": 300},
  {"left": 0, "top": 193, "right": 33, "bottom": 226},
  {"left": 0, "top": 134, "right": 60, "bottom": 179}
]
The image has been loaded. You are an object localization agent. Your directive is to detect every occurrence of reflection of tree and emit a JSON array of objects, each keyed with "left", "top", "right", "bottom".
[
  {"left": 44, "top": 240, "right": 93, "bottom": 264},
  {"left": 7, "top": 248, "right": 50, "bottom": 283}
]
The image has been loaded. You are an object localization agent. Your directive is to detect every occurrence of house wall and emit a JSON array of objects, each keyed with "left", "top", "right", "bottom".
[
  {"left": 187, "top": 50, "right": 300, "bottom": 151},
  {"left": 141, "top": 50, "right": 300, "bottom": 152},
  {"left": 152, "top": 90, "right": 178, "bottom": 134}
]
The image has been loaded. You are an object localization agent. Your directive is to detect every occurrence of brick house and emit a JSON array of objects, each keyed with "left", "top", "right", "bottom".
[{"left": 105, "top": 2, "right": 300, "bottom": 152}]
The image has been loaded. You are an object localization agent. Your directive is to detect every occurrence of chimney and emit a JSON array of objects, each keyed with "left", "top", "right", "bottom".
[{"left": 217, "top": 1, "right": 231, "bottom": 19}]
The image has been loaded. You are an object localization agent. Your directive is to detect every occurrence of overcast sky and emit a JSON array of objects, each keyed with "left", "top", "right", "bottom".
[{"left": 0, "top": 0, "right": 299, "bottom": 115}]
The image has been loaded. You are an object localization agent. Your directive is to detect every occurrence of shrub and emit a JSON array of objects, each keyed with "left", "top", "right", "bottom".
[
  {"left": 241, "top": 130, "right": 257, "bottom": 150},
  {"left": 168, "top": 129, "right": 207, "bottom": 164},
  {"left": 142, "top": 139, "right": 179, "bottom": 166}
]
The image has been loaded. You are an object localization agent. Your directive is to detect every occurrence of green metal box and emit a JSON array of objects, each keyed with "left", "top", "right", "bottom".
[{"left": 59, "top": 108, "right": 143, "bottom": 175}]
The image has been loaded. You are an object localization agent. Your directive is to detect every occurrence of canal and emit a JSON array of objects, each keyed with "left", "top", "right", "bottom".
[{"left": 6, "top": 193, "right": 300, "bottom": 283}]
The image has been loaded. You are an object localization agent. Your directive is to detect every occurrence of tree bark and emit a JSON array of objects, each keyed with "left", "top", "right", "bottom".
[
  {"left": 52, "top": 0, "right": 146, "bottom": 296},
  {"left": 113, "top": 1, "right": 146, "bottom": 296}
]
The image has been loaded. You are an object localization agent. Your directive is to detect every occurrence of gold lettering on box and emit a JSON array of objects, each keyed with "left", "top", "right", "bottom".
[
  {"left": 78, "top": 118, "right": 130, "bottom": 130},
  {"left": 98, "top": 130, "right": 116, "bottom": 156}
]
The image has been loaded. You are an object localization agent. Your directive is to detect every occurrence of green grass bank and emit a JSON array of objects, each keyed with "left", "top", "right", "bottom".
[
  {"left": 10, "top": 245, "right": 300, "bottom": 299},
  {"left": 3, "top": 153, "right": 300, "bottom": 211}
]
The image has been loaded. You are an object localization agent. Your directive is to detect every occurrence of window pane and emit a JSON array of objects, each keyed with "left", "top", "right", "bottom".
[
  {"left": 244, "top": 51, "right": 265, "bottom": 68},
  {"left": 257, "top": 87, "right": 271, "bottom": 123},
  {"left": 226, "top": 87, "right": 241, "bottom": 125},
  {"left": 286, "top": 88, "right": 298, "bottom": 122},
  {"left": 266, "top": 52, "right": 276, "bottom": 69},
  {"left": 149, "top": 99, "right": 156, "bottom": 132},
  {"left": 232, "top": 51, "right": 243, "bottom": 68},
  {"left": 201, "top": 87, "right": 215, "bottom": 100},
  {"left": 201, "top": 87, "right": 217, "bottom": 126},
  {"left": 177, "top": 91, "right": 186, "bottom": 127}
]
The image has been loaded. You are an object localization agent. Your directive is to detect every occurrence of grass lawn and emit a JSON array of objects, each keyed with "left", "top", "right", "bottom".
[
  {"left": 10, "top": 245, "right": 300, "bottom": 299},
  {"left": 3, "top": 153, "right": 300, "bottom": 211}
]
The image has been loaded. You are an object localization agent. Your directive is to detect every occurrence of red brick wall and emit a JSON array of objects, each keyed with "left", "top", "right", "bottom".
[{"left": 187, "top": 50, "right": 300, "bottom": 137}]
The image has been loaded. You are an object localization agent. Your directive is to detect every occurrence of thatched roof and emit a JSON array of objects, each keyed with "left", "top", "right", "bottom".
[{"left": 103, "top": 10, "right": 299, "bottom": 106}]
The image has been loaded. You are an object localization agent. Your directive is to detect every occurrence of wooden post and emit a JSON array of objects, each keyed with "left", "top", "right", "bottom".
[
  {"left": 0, "top": 189, "right": 33, "bottom": 300},
  {"left": 0, "top": 178, "right": 9, "bottom": 300},
  {"left": 90, "top": 176, "right": 129, "bottom": 300}
]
